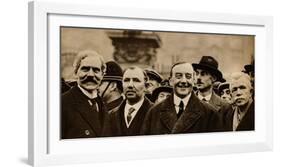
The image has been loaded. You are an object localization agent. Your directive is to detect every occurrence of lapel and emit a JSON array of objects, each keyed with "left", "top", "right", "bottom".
[
  {"left": 160, "top": 95, "right": 178, "bottom": 132},
  {"left": 128, "top": 98, "right": 152, "bottom": 134},
  {"left": 172, "top": 92, "right": 202, "bottom": 133},
  {"left": 209, "top": 91, "right": 222, "bottom": 110},
  {"left": 72, "top": 86, "right": 102, "bottom": 136},
  {"left": 237, "top": 102, "right": 254, "bottom": 130},
  {"left": 225, "top": 106, "right": 235, "bottom": 130}
]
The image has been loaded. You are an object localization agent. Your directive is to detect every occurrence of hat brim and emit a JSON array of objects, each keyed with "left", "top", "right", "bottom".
[
  {"left": 244, "top": 64, "right": 254, "bottom": 73},
  {"left": 218, "top": 83, "right": 230, "bottom": 93},
  {"left": 192, "top": 63, "right": 223, "bottom": 81},
  {"left": 102, "top": 76, "right": 123, "bottom": 82}
]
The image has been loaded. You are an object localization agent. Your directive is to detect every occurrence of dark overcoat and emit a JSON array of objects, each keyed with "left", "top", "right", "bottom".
[
  {"left": 223, "top": 102, "right": 255, "bottom": 131},
  {"left": 141, "top": 92, "right": 223, "bottom": 135},
  {"left": 61, "top": 85, "right": 108, "bottom": 139},
  {"left": 103, "top": 97, "right": 153, "bottom": 137}
]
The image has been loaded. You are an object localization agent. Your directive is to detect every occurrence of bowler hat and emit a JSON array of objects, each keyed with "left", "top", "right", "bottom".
[
  {"left": 192, "top": 56, "right": 223, "bottom": 81},
  {"left": 151, "top": 80, "right": 173, "bottom": 102},
  {"left": 102, "top": 61, "right": 123, "bottom": 82},
  {"left": 244, "top": 64, "right": 254, "bottom": 74},
  {"left": 144, "top": 68, "right": 163, "bottom": 83},
  {"left": 218, "top": 82, "right": 230, "bottom": 94}
]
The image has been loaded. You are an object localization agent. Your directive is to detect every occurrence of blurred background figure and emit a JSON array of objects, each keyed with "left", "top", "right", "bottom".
[
  {"left": 243, "top": 60, "right": 254, "bottom": 87},
  {"left": 98, "top": 61, "right": 124, "bottom": 112},
  {"left": 151, "top": 79, "right": 173, "bottom": 103},
  {"left": 144, "top": 68, "right": 163, "bottom": 101},
  {"left": 218, "top": 82, "right": 232, "bottom": 104}
]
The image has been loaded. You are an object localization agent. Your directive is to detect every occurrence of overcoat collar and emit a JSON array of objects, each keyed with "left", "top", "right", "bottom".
[
  {"left": 209, "top": 91, "right": 223, "bottom": 109},
  {"left": 160, "top": 92, "right": 202, "bottom": 133},
  {"left": 71, "top": 85, "right": 103, "bottom": 136}
]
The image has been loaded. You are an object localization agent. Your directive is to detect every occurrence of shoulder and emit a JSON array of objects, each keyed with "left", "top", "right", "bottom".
[
  {"left": 109, "top": 100, "right": 125, "bottom": 116},
  {"left": 62, "top": 86, "right": 78, "bottom": 101},
  {"left": 194, "top": 95, "right": 218, "bottom": 114},
  {"left": 148, "top": 96, "right": 172, "bottom": 113},
  {"left": 143, "top": 97, "right": 154, "bottom": 108}
]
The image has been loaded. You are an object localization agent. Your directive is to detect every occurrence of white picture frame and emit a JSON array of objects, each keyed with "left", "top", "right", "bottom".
[{"left": 28, "top": 1, "right": 273, "bottom": 166}]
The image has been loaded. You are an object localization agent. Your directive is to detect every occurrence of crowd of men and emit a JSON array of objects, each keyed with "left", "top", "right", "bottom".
[{"left": 61, "top": 50, "right": 255, "bottom": 139}]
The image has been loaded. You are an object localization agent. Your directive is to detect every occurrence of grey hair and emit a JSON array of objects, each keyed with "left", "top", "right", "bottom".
[
  {"left": 73, "top": 50, "right": 106, "bottom": 74},
  {"left": 229, "top": 72, "right": 252, "bottom": 90}
]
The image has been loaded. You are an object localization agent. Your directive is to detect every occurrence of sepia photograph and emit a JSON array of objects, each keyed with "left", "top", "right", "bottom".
[{"left": 60, "top": 27, "right": 255, "bottom": 139}]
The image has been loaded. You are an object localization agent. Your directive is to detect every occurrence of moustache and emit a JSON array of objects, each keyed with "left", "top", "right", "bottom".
[
  {"left": 80, "top": 76, "right": 100, "bottom": 85},
  {"left": 196, "top": 81, "right": 204, "bottom": 85},
  {"left": 125, "top": 87, "right": 136, "bottom": 93},
  {"left": 176, "top": 82, "right": 192, "bottom": 88}
]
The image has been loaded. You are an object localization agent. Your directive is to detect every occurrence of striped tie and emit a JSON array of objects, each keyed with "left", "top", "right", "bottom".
[{"left": 127, "top": 107, "right": 135, "bottom": 125}]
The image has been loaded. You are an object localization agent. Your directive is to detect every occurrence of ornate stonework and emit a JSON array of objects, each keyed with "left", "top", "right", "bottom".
[{"left": 108, "top": 30, "right": 161, "bottom": 67}]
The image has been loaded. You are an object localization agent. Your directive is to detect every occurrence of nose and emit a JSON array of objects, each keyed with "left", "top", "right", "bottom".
[
  {"left": 128, "top": 79, "right": 134, "bottom": 87},
  {"left": 236, "top": 88, "right": 242, "bottom": 96},
  {"left": 88, "top": 68, "right": 95, "bottom": 76},
  {"left": 180, "top": 75, "right": 188, "bottom": 82}
]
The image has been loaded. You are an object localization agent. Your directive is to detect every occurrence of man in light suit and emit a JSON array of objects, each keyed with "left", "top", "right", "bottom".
[
  {"left": 103, "top": 66, "right": 153, "bottom": 137},
  {"left": 61, "top": 50, "right": 107, "bottom": 139},
  {"left": 141, "top": 62, "right": 223, "bottom": 135},
  {"left": 192, "top": 56, "right": 230, "bottom": 111}
]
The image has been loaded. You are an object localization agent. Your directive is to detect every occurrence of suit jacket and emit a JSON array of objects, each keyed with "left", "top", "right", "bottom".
[
  {"left": 141, "top": 92, "right": 223, "bottom": 135},
  {"left": 103, "top": 97, "right": 153, "bottom": 137},
  {"left": 61, "top": 85, "right": 108, "bottom": 139},
  {"left": 223, "top": 102, "right": 255, "bottom": 131}
]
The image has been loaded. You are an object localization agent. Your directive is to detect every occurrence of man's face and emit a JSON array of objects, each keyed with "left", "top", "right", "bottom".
[
  {"left": 170, "top": 63, "right": 194, "bottom": 98},
  {"left": 231, "top": 80, "right": 252, "bottom": 107},
  {"left": 123, "top": 68, "right": 146, "bottom": 103},
  {"left": 194, "top": 69, "right": 215, "bottom": 91},
  {"left": 220, "top": 88, "right": 232, "bottom": 103},
  {"left": 156, "top": 92, "right": 171, "bottom": 103},
  {"left": 76, "top": 56, "right": 104, "bottom": 92},
  {"left": 146, "top": 79, "right": 160, "bottom": 94}
]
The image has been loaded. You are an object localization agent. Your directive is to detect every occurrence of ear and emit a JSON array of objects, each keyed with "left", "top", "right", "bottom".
[
  {"left": 169, "top": 77, "right": 174, "bottom": 87},
  {"left": 250, "top": 87, "right": 254, "bottom": 95},
  {"left": 211, "top": 74, "right": 217, "bottom": 83},
  {"left": 109, "top": 82, "right": 116, "bottom": 92}
]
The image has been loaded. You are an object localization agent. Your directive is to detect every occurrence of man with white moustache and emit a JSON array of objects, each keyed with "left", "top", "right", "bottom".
[{"left": 223, "top": 72, "right": 254, "bottom": 131}]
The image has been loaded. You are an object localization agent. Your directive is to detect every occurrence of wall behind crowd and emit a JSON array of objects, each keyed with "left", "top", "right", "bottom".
[{"left": 61, "top": 27, "right": 254, "bottom": 81}]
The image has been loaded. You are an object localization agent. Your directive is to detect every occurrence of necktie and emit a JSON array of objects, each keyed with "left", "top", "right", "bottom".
[
  {"left": 88, "top": 99, "right": 99, "bottom": 112},
  {"left": 178, "top": 101, "right": 184, "bottom": 118},
  {"left": 127, "top": 107, "right": 135, "bottom": 125}
]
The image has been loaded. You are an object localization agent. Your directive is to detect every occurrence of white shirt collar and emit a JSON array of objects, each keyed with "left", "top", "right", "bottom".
[
  {"left": 197, "top": 91, "right": 212, "bottom": 101},
  {"left": 124, "top": 97, "right": 145, "bottom": 127},
  {"left": 78, "top": 84, "right": 98, "bottom": 99},
  {"left": 173, "top": 93, "right": 191, "bottom": 114}
]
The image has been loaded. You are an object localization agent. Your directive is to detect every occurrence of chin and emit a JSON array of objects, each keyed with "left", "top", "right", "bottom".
[
  {"left": 236, "top": 100, "right": 248, "bottom": 107},
  {"left": 83, "top": 85, "right": 98, "bottom": 91}
]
